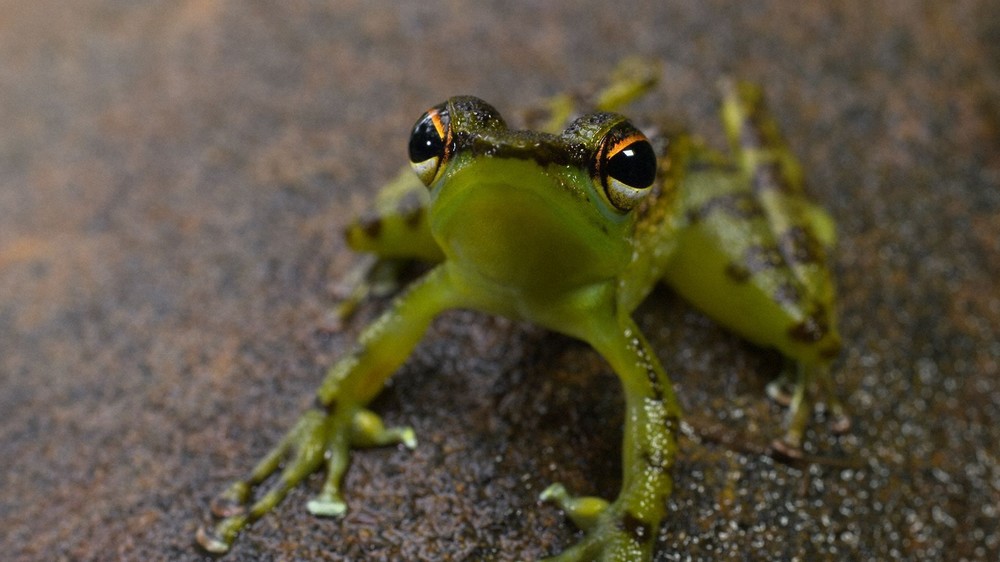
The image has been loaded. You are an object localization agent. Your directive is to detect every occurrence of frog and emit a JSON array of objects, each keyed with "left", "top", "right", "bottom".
[{"left": 196, "top": 61, "right": 848, "bottom": 561}]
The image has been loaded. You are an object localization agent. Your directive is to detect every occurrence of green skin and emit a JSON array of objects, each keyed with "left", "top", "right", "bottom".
[{"left": 197, "top": 67, "right": 846, "bottom": 561}]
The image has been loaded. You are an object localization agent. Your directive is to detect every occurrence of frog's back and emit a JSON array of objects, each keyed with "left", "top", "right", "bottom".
[{"left": 661, "top": 81, "right": 841, "bottom": 366}]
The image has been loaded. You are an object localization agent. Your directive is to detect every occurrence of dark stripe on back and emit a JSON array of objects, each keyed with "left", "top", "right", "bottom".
[{"left": 454, "top": 130, "right": 588, "bottom": 169}]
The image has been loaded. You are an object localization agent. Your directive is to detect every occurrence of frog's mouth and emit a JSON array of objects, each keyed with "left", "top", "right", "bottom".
[{"left": 429, "top": 158, "right": 630, "bottom": 292}]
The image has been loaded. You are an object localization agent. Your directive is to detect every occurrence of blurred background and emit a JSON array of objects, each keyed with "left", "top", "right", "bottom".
[{"left": 1, "top": 1, "right": 997, "bottom": 560}]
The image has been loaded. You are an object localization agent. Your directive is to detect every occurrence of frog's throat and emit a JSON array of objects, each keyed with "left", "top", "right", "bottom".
[{"left": 429, "top": 158, "right": 632, "bottom": 293}]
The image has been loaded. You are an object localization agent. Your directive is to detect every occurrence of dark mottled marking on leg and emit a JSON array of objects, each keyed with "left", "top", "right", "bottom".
[
  {"left": 743, "top": 244, "right": 785, "bottom": 274},
  {"left": 686, "top": 192, "right": 765, "bottom": 223},
  {"left": 773, "top": 281, "right": 801, "bottom": 307},
  {"left": 620, "top": 511, "right": 653, "bottom": 544},
  {"left": 788, "top": 314, "right": 829, "bottom": 343},
  {"left": 359, "top": 213, "right": 383, "bottom": 239},
  {"left": 314, "top": 396, "right": 337, "bottom": 414},
  {"left": 778, "top": 225, "right": 823, "bottom": 265},
  {"left": 645, "top": 363, "right": 664, "bottom": 402},
  {"left": 637, "top": 413, "right": 678, "bottom": 474},
  {"left": 630, "top": 338, "right": 665, "bottom": 401},
  {"left": 819, "top": 340, "right": 842, "bottom": 360},
  {"left": 640, "top": 450, "right": 668, "bottom": 474},
  {"left": 664, "top": 413, "right": 680, "bottom": 434},
  {"left": 725, "top": 262, "right": 751, "bottom": 283}
]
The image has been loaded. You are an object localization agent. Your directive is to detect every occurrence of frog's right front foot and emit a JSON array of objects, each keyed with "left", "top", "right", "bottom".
[
  {"left": 196, "top": 405, "right": 415, "bottom": 553},
  {"left": 540, "top": 484, "right": 658, "bottom": 562}
]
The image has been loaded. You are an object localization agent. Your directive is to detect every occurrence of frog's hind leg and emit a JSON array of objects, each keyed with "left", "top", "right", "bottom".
[{"left": 717, "top": 79, "right": 851, "bottom": 457}]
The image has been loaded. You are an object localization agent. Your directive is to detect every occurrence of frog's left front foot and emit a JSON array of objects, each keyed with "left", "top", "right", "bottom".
[
  {"left": 540, "top": 484, "right": 657, "bottom": 561},
  {"left": 768, "top": 365, "right": 851, "bottom": 459},
  {"left": 196, "top": 406, "right": 415, "bottom": 553}
]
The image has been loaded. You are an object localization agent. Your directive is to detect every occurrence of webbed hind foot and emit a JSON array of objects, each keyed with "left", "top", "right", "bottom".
[{"left": 769, "top": 364, "right": 851, "bottom": 459}]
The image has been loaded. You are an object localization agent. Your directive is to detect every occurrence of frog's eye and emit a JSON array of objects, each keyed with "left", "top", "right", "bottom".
[
  {"left": 594, "top": 124, "right": 657, "bottom": 212},
  {"left": 408, "top": 103, "right": 452, "bottom": 187}
]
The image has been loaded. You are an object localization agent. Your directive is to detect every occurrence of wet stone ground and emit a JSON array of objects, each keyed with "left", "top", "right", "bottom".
[{"left": 1, "top": 1, "right": 998, "bottom": 561}]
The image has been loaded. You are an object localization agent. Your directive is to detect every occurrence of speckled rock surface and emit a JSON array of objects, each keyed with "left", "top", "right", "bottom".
[{"left": 1, "top": 2, "right": 998, "bottom": 561}]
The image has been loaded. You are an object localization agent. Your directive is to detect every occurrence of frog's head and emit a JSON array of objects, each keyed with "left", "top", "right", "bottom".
[{"left": 408, "top": 96, "right": 657, "bottom": 293}]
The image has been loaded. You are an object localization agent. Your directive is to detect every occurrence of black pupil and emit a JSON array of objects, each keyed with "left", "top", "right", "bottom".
[
  {"left": 607, "top": 140, "right": 656, "bottom": 189},
  {"left": 408, "top": 113, "right": 445, "bottom": 164}
]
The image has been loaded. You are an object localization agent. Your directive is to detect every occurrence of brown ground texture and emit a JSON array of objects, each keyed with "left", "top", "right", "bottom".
[{"left": 2, "top": 1, "right": 999, "bottom": 561}]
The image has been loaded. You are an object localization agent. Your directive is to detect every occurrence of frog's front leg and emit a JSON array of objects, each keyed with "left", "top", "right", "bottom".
[
  {"left": 542, "top": 316, "right": 680, "bottom": 561},
  {"left": 196, "top": 266, "right": 456, "bottom": 553}
]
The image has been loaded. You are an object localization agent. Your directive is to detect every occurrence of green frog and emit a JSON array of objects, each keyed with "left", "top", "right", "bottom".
[{"left": 197, "top": 62, "right": 848, "bottom": 561}]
